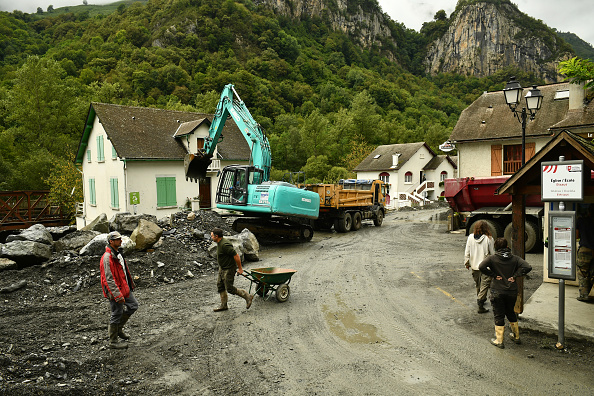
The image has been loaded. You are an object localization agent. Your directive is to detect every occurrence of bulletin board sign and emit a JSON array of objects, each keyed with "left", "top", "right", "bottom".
[
  {"left": 541, "top": 160, "right": 583, "bottom": 201},
  {"left": 547, "top": 211, "right": 576, "bottom": 280}
]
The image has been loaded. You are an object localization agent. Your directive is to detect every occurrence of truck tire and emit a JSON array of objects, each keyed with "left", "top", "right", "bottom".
[
  {"left": 335, "top": 213, "right": 352, "bottom": 233},
  {"left": 352, "top": 212, "right": 362, "bottom": 231},
  {"left": 373, "top": 210, "right": 384, "bottom": 227},
  {"left": 504, "top": 221, "right": 539, "bottom": 253},
  {"left": 469, "top": 219, "right": 502, "bottom": 240}
]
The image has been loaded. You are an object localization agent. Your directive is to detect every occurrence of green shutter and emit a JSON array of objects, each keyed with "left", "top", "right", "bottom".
[
  {"left": 87, "top": 149, "right": 91, "bottom": 163},
  {"left": 112, "top": 146, "right": 117, "bottom": 159},
  {"left": 89, "top": 178, "right": 96, "bottom": 205},
  {"left": 156, "top": 177, "right": 167, "bottom": 207},
  {"left": 166, "top": 177, "right": 177, "bottom": 206},
  {"left": 97, "top": 136, "right": 104, "bottom": 161},
  {"left": 156, "top": 177, "right": 177, "bottom": 207},
  {"left": 110, "top": 178, "right": 119, "bottom": 208}
]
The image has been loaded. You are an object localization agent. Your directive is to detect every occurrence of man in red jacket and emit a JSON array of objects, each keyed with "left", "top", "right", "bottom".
[{"left": 100, "top": 231, "right": 138, "bottom": 350}]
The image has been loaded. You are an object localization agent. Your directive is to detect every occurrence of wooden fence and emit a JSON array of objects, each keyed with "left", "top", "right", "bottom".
[{"left": 0, "top": 191, "right": 71, "bottom": 231}]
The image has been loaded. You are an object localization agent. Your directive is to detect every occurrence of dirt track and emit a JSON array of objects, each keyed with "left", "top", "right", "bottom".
[{"left": 1, "top": 208, "right": 593, "bottom": 395}]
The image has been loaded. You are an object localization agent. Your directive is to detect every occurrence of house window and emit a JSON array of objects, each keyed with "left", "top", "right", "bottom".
[
  {"left": 88, "top": 178, "right": 96, "bottom": 205},
  {"left": 110, "top": 177, "right": 119, "bottom": 209},
  {"left": 404, "top": 171, "right": 413, "bottom": 184},
  {"left": 503, "top": 144, "right": 522, "bottom": 174},
  {"left": 112, "top": 146, "right": 117, "bottom": 160},
  {"left": 156, "top": 177, "right": 177, "bottom": 207},
  {"left": 379, "top": 172, "right": 389, "bottom": 184},
  {"left": 87, "top": 149, "right": 91, "bottom": 163},
  {"left": 440, "top": 171, "right": 448, "bottom": 182},
  {"left": 96, "top": 135, "right": 104, "bottom": 162}
]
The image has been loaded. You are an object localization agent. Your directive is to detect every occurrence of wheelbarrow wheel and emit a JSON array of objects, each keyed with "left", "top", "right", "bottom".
[
  {"left": 256, "top": 283, "right": 269, "bottom": 297},
  {"left": 276, "top": 284, "right": 290, "bottom": 302}
]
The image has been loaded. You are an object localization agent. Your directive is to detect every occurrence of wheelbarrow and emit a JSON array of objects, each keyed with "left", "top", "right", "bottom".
[{"left": 240, "top": 267, "right": 297, "bottom": 302}]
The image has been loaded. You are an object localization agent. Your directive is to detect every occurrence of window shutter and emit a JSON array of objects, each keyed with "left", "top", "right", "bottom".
[
  {"left": 112, "top": 146, "right": 117, "bottom": 159},
  {"left": 89, "top": 179, "right": 96, "bottom": 205},
  {"left": 525, "top": 142, "right": 536, "bottom": 161},
  {"left": 97, "top": 136, "right": 104, "bottom": 161},
  {"left": 491, "top": 145, "right": 502, "bottom": 176},
  {"left": 110, "top": 178, "right": 119, "bottom": 208},
  {"left": 87, "top": 149, "right": 91, "bottom": 163},
  {"left": 156, "top": 177, "right": 166, "bottom": 207},
  {"left": 166, "top": 177, "right": 177, "bottom": 206}
]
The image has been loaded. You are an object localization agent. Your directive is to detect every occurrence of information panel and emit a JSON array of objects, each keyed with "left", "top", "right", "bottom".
[
  {"left": 547, "top": 211, "right": 576, "bottom": 280},
  {"left": 541, "top": 160, "right": 583, "bottom": 201}
]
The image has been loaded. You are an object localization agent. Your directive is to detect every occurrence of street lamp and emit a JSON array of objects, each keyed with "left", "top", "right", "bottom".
[{"left": 503, "top": 77, "right": 543, "bottom": 165}]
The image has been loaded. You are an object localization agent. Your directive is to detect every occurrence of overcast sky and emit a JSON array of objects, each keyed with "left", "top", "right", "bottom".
[{"left": 1, "top": 0, "right": 592, "bottom": 45}]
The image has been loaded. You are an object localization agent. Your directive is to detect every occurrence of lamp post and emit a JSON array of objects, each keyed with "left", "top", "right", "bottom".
[{"left": 503, "top": 77, "right": 544, "bottom": 165}]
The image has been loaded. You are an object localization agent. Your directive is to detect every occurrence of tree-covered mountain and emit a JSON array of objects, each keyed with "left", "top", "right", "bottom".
[
  {"left": 557, "top": 32, "right": 594, "bottom": 61},
  {"left": 0, "top": 0, "right": 579, "bottom": 200}
]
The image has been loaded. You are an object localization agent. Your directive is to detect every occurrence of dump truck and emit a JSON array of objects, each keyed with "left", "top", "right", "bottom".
[
  {"left": 299, "top": 179, "right": 386, "bottom": 232},
  {"left": 444, "top": 176, "right": 544, "bottom": 252}
]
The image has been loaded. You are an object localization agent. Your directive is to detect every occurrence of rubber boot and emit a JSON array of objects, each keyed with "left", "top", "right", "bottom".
[
  {"left": 237, "top": 289, "right": 253, "bottom": 309},
  {"left": 109, "top": 324, "right": 128, "bottom": 350},
  {"left": 477, "top": 299, "right": 489, "bottom": 314},
  {"left": 213, "top": 291, "right": 229, "bottom": 312},
  {"left": 509, "top": 322, "right": 521, "bottom": 344},
  {"left": 490, "top": 325, "right": 505, "bottom": 349},
  {"left": 118, "top": 313, "right": 131, "bottom": 340}
]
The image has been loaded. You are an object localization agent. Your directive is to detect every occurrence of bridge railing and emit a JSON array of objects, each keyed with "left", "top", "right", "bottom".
[{"left": 0, "top": 191, "right": 71, "bottom": 231}]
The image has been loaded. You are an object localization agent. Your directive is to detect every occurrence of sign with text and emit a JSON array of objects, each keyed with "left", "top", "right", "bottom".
[
  {"left": 547, "top": 211, "right": 576, "bottom": 280},
  {"left": 541, "top": 160, "right": 583, "bottom": 201}
]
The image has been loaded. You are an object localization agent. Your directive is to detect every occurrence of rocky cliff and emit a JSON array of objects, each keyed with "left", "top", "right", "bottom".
[
  {"left": 255, "top": 0, "right": 395, "bottom": 53},
  {"left": 424, "top": 2, "right": 573, "bottom": 82}
]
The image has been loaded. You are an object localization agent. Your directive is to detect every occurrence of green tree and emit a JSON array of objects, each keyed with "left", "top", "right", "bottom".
[
  {"left": 301, "top": 155, "right": 332, "bottom": 183},
  {"left": 559, "top": 57, "right": 594, "bottom": 98},
  {"left": 45, "top": 154, "right": 83, "bottom": 221}
]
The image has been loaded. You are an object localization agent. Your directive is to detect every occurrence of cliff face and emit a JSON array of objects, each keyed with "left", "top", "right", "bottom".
[
  {"left": 424, "top": 2, "right": 572, "bottom": 82},
  {"left": 255, "top": 0, "right": 394, "bottom": 50}
]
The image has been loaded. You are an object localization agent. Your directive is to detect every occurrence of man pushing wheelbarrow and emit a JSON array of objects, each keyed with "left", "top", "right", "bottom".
[{"left": 211, "top": 228, "right": 253, "bottom": 312}]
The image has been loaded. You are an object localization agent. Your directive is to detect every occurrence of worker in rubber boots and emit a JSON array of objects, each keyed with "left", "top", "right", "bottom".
[
  {"left": 211, "top": 228, "right": 253, "bottom": 312},
  {"left": 100, "top": 231, "right": 138, "bottom": 350},
  {"left": 478, "top": 238, "right": 531, "bottom": 348}
]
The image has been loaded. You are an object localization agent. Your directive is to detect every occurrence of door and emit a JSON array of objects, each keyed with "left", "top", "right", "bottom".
[{"left": 199, "top": 178, "right": 211, "bottom": 208}]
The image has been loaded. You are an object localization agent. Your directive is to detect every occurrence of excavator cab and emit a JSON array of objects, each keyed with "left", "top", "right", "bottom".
[{"left": 184, "top": 152, "right": 213, "bottom": 181}]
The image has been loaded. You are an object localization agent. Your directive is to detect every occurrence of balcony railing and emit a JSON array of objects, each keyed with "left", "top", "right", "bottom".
[{"left": 0, "top": 191, "right": 70, "bottom": 231}]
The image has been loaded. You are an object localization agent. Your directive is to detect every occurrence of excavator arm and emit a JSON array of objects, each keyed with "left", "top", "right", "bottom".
[{"left": 185, "top": 84, "right": 272, "bottom": 181}]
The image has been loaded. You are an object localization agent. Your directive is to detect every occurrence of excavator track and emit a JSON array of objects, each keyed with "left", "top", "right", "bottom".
[{"left": 232, "top": 217, "right": 314, "bottom": 242}]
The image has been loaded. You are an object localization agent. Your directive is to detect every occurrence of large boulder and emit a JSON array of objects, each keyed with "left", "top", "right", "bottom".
[
  {"left": 130, "top": 219, "right": 163, "bottom": 251},
  {"left": 46, "top": 225, "right": 77, "bottom": 241},
  {"left": 80, "top": 234, "right": 136, "bottom": 256},
  {"left": 207, "top": 229, "right": 260, "bottom": 263},
  {"left": 81, "top": 213, "right": 110, "bottom": 233},
  {"left": 1, "top": 240, "right": 52, "bottom": 267},
  {"left": 0, "top": 257, "right": 17, "bottom": 271},
  {"left": 110, "top": 213, "right": 158, "bottom": 234},
  {"left": 54, "top": 230, "right": 100, "bottom": 252},
  {"left": 6, "top": 224, "right": 53, "bottom": 246}
]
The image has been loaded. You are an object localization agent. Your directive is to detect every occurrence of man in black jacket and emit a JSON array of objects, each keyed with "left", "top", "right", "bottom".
[{"left": 479, "top": 237, "right": 532, "bottom": 348}]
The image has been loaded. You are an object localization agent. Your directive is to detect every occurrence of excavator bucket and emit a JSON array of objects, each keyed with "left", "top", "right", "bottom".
[{"left": 184, "top": 152, "right": 213, "bottom": 182}]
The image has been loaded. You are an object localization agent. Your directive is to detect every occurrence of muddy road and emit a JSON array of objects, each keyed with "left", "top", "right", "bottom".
[{"left": 1, "top": 208, "right": 593, "bottom": 395}]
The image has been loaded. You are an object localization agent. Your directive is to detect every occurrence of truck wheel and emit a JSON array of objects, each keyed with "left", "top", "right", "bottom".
[
  {"left": 336, "top": 213, "right": 352, "bottom": 233},
  {"left": 373, "top": 210, "right": 384, "bottom": 227},
  {"left": 352, "top": 212, "right": 362, "bottom": 231},
  {"left": 470, "top": 219, "right": 502, "bottom": 239},
  {"left": 504, "top": 221, "right": 539, "bottom": 253}
]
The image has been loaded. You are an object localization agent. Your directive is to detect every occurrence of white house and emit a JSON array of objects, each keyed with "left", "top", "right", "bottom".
[
  {"left": 74, "top": 102, "right": 250, "bottom": 228},
  {"left": 353, "top": 142, "right": 457, "bottom": 209},
  {"left": 449, "top": 82, "right": 579, "bottom": 178}
]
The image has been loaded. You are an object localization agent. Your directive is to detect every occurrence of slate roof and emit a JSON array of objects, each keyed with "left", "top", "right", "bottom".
[
  {"left": 423, "top": 155, "right": 457, "bottom": 170},
  {"left": 353, "top": 142, "right": 431, "bottom": 171},
  {"left": 450, "top": 82, "right": 571, "bottom": 143},
  {"left": 82, "top": 103, "right": 250, "bottom": 161},
  {"left": 549, "top": 100, "right": 594, "bottom": 130},
  {"left": 173, "top": 118, "right": 210, "bottom": 137}
]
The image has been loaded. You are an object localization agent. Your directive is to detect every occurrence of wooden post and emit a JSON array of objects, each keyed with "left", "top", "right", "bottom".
[{"left": 511, "top": 193, "right": 526, "bottom": 314}]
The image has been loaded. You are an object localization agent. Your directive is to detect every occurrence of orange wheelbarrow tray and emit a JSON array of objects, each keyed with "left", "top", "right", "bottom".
[{"left": 240, "top": 267, "right": 297, "bottom": 302}]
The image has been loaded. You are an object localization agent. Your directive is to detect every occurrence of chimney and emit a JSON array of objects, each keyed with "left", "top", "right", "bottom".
[
  {"left": 392, "top": 154, "right": 400, "bottom": 167},
  {"left": 569, "top": 82, "right": 585, "bottom": 110}
]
